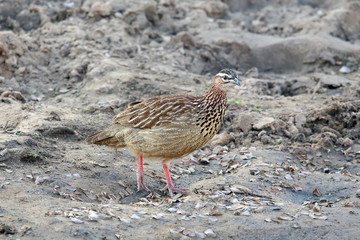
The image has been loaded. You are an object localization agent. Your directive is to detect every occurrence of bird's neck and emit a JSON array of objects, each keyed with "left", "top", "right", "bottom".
[{"left": 202, "top": 81, "right": 227, "bottom": 109}]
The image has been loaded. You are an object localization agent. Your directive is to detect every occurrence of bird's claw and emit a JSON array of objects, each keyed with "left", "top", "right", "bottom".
[{"left": 161, "top": 185, "right": 188, "bottom": 197}]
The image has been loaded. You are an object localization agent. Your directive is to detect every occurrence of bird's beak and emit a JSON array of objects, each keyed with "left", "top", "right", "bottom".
[{"left": 233, "top": 77, "right": 241, "bottom": 86}]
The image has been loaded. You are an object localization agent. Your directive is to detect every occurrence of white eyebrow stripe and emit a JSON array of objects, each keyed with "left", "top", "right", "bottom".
[{"left": 216, "top": 73, "right": 230, "bottom": 78}]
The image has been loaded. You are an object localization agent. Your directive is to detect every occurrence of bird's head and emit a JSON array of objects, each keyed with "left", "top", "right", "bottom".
[{"left": 214, "top": 69, "right": 240, "bottom": 87}]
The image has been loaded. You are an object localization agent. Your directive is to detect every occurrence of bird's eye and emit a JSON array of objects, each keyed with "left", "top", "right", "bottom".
[{"left": 223, "top": 76, "right": 228, "bottom": 80}]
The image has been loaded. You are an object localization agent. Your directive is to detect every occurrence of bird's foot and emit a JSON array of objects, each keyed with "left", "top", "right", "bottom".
[
  {"left": 137, "top": 155, "right": 151, "bottom": 192},
  {"left": 162, "top": 163, "right": 188, "bottom": 197},
  {"left": 137, "top": 177, "right": 151, "bottom": 192},
  {"left": 161, "top": 185, "right": 188, "bottom": 197}
]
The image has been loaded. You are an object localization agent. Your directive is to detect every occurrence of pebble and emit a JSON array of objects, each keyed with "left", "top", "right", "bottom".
[
  {"left": 211, "top": 133, "right": 234, "bottom": 146},
  {"left": 249, "top": 168, "right": 260, "bottom": 175},
  {"left": 244, "top": 153, "right": 256, "bottom": 159},
  {"left": 89, "top": 2, "right": 113, "bottom": 18},
  {"left": 339, "top": 66, "right": 351, "bottom": 73},
  {"left": 71, "top": 217, "right": 84, "bottom": 224},
  {"left": 230, "top": 185, "right": 252, "bottom": 194},
  {"left": 241, "top": 210, "right": 251, "bottom": 216},
  {"left": 343, "top": 138, "right": 353, "bottom": 147},
  {"left": 204, "top": 229, "right": 216, "bottom": 237},
  {"left": 253, "top": 117, "right": 276, "bottom": 130},
  {"left": 356, "top": 190, "right": 360, "bottom": 198},
  {"left": 181, "top": 216, "right": 190, "bottom": 221},
  {"left": 88, "top": 211, "right": 99, "bottom": 221},
  {"left": 284, "top": 174, "right": 293, "bottom": 180},
  {"left": 237, "top": 113, "right": 257, "bottom": 133},
  {"left": 130, "top": 214, "right": 140, "bottom": 219},
  {"left": 177, "top": 210, "right": 186, "bottom": 215},
  {"left": 183, "top": 229, "right": 196, "bottom": 237},
  {"left": 152, "top": 213, "right": 164, "bottom": 220},
  {"left": 119, "top": 218, "right": 131, "bottom": 224},
  {"left": 167, "top": 208, "right": 177, "bottom": 213},
  {"left": 64, "top": 2, "right": 74, "bottom": 8},
  {"left": 293, "top": 223, "right": 301, "bottom": 229},
  {"left": 255, "top": 207, "right": 265, "bottom": 213},
  {"left": 73, "top": 173, "right": 81, "bottom": 178},
  {"left": 208, "top": 218, "right": 218, "bottom": 224},
  {"left": 195, "top": 1, "right": 228, "bottom": 19},
  {"left": 195, "top": 232, "right": 206, "bottom": 239}
]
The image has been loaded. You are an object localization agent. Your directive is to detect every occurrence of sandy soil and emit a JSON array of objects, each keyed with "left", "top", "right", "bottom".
[{"left": 1, "top": 0, "right": 360, "bottom": 239}]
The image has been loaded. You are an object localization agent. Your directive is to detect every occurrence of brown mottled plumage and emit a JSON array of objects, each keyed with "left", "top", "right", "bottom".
[{"left": 86, "top": 69, "right": 240, "bottom": 196}]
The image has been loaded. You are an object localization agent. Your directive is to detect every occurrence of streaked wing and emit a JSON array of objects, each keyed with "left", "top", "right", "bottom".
[{"left": 113, "top": 95, "right": 203, "bottom": 129}]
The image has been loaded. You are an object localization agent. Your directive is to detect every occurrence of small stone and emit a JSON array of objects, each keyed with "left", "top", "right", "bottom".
[
  {"left": 199, "top": 158, "right": 210, "bottom": 164},
  {"left": 196, "top": 2, "right": 228, "bottom": 19},
  {"left": 255, "top": 207, "right": 265, "bottom": 213},
  {"left": 230, "top": 185, "right": 252, "bottom": 194},
  {"left": 0, "top": 223, "right": 16, "bottom": 234},
  {"left": 73, "top": 173, "right": 81, "bottom": 178},
  {"left": 89, "top": 2, "right": 113, "bottom": 18},
  {"left": 249, "top": 168, "right": 260, "bottom": 175},
  {"left": 152, "top": 213, "right": 164, "bottom": 220},
  {"left": 284, "top": 174, "right": 293, "bottom": 180},
  {"left": 292, "top": 223, "right": 301, "bottom": 229},
  {"left": 356, "top": 190, "right": 360, "bottom": 198},
  {"left": 236, "top": 113, "right": 257, "bottom": 133},
  {"left": 245, "top": 67, "right": 259, "bottom": 78},
  {"left": 195, "top": 231, "right": 206, "bottom": 239},
  {"left": 204, "top": 229, "right": 216, "bottom": 237},
  {"left": 167, "top": 208, "right": 177, "bottom": 213},
  {"left": 211, "top": 133, "right": 234, "bottom": 146},
  {"left": 208, "top": 218, "right": 218, "bottom": 224},
  {"left": 343, "top": 138, "right": 353, "bottom": 147},
  {"left": 339, "top": 66, "right": 351, "bottom": 74},
  {"left": 1, "top": 91, "right": 26, "bottom": 103},
  {"left": 241, "top": 210, "right": 251, "bottom": 216},
  {"left": 119, "top": 218, "right": 131, "bottom": 224},
  {"left": 181, "top": 216, "right": 190, "bottom": 221},
  {"left": 71, "top": 218, "right": 84, "bottom": 224},
  {"left": 171, "top": 227, "right": 185, "bottom": 234},
  {"left": 144, "top": 4, "right": 160, "bottom": 25},
  {"left": 295, "top": 114, "right": 306, "bottom": 129},
  {"left": 88, "top": 211, "right": 99, "bottom": 221},
  {"left": 130, "top": 214, "right": 140, "bottom": 219},
  {"left": 253, "top": 117, "right": 276, "bottom": 130},
  {"left": 171, "top": 32, "right": 195, "bottom": 49},
  {"left": 183, "top": 229, "right": 196, "bottom": 237}
]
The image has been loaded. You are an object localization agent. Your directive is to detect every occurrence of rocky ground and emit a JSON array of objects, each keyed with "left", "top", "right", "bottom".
[{"left": 1, "top": 0, "right": 360, "bottom": 239}]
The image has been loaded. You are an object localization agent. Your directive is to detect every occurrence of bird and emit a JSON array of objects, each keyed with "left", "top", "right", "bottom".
[{"left": 86, "top": 69, "right": 240, "bottom": 196}]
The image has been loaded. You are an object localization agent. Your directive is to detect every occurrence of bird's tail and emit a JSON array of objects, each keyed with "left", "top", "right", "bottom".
[{"left": 86, "top": 125, "right": 125, "bottom": 148}]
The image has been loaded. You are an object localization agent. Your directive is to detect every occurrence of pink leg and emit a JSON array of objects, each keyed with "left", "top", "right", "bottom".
[
  {"left": 162, "top": 163, "right": 188, "bottom": 197},
  {"left": 137, "top": 155, "right": 150, "bottom": 192}
]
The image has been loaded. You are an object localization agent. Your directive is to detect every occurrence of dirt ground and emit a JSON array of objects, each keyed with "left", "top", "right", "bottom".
[{"left": 1, "top": 0, "right": 360, "bottom": 239}]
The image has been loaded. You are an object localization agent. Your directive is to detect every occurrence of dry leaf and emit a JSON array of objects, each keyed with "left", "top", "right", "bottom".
[
  {"left": 313, "top": 188, "right": 321, "bottom": 197},
  {"left": 293, "top": 184, "right": 302, "bottom": 191},
  {"left": 278, "top": 216, "right": 293, "bottom": 221},
  {"left": 343, "top": 202, "right": 354, "bottom": 207}
]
